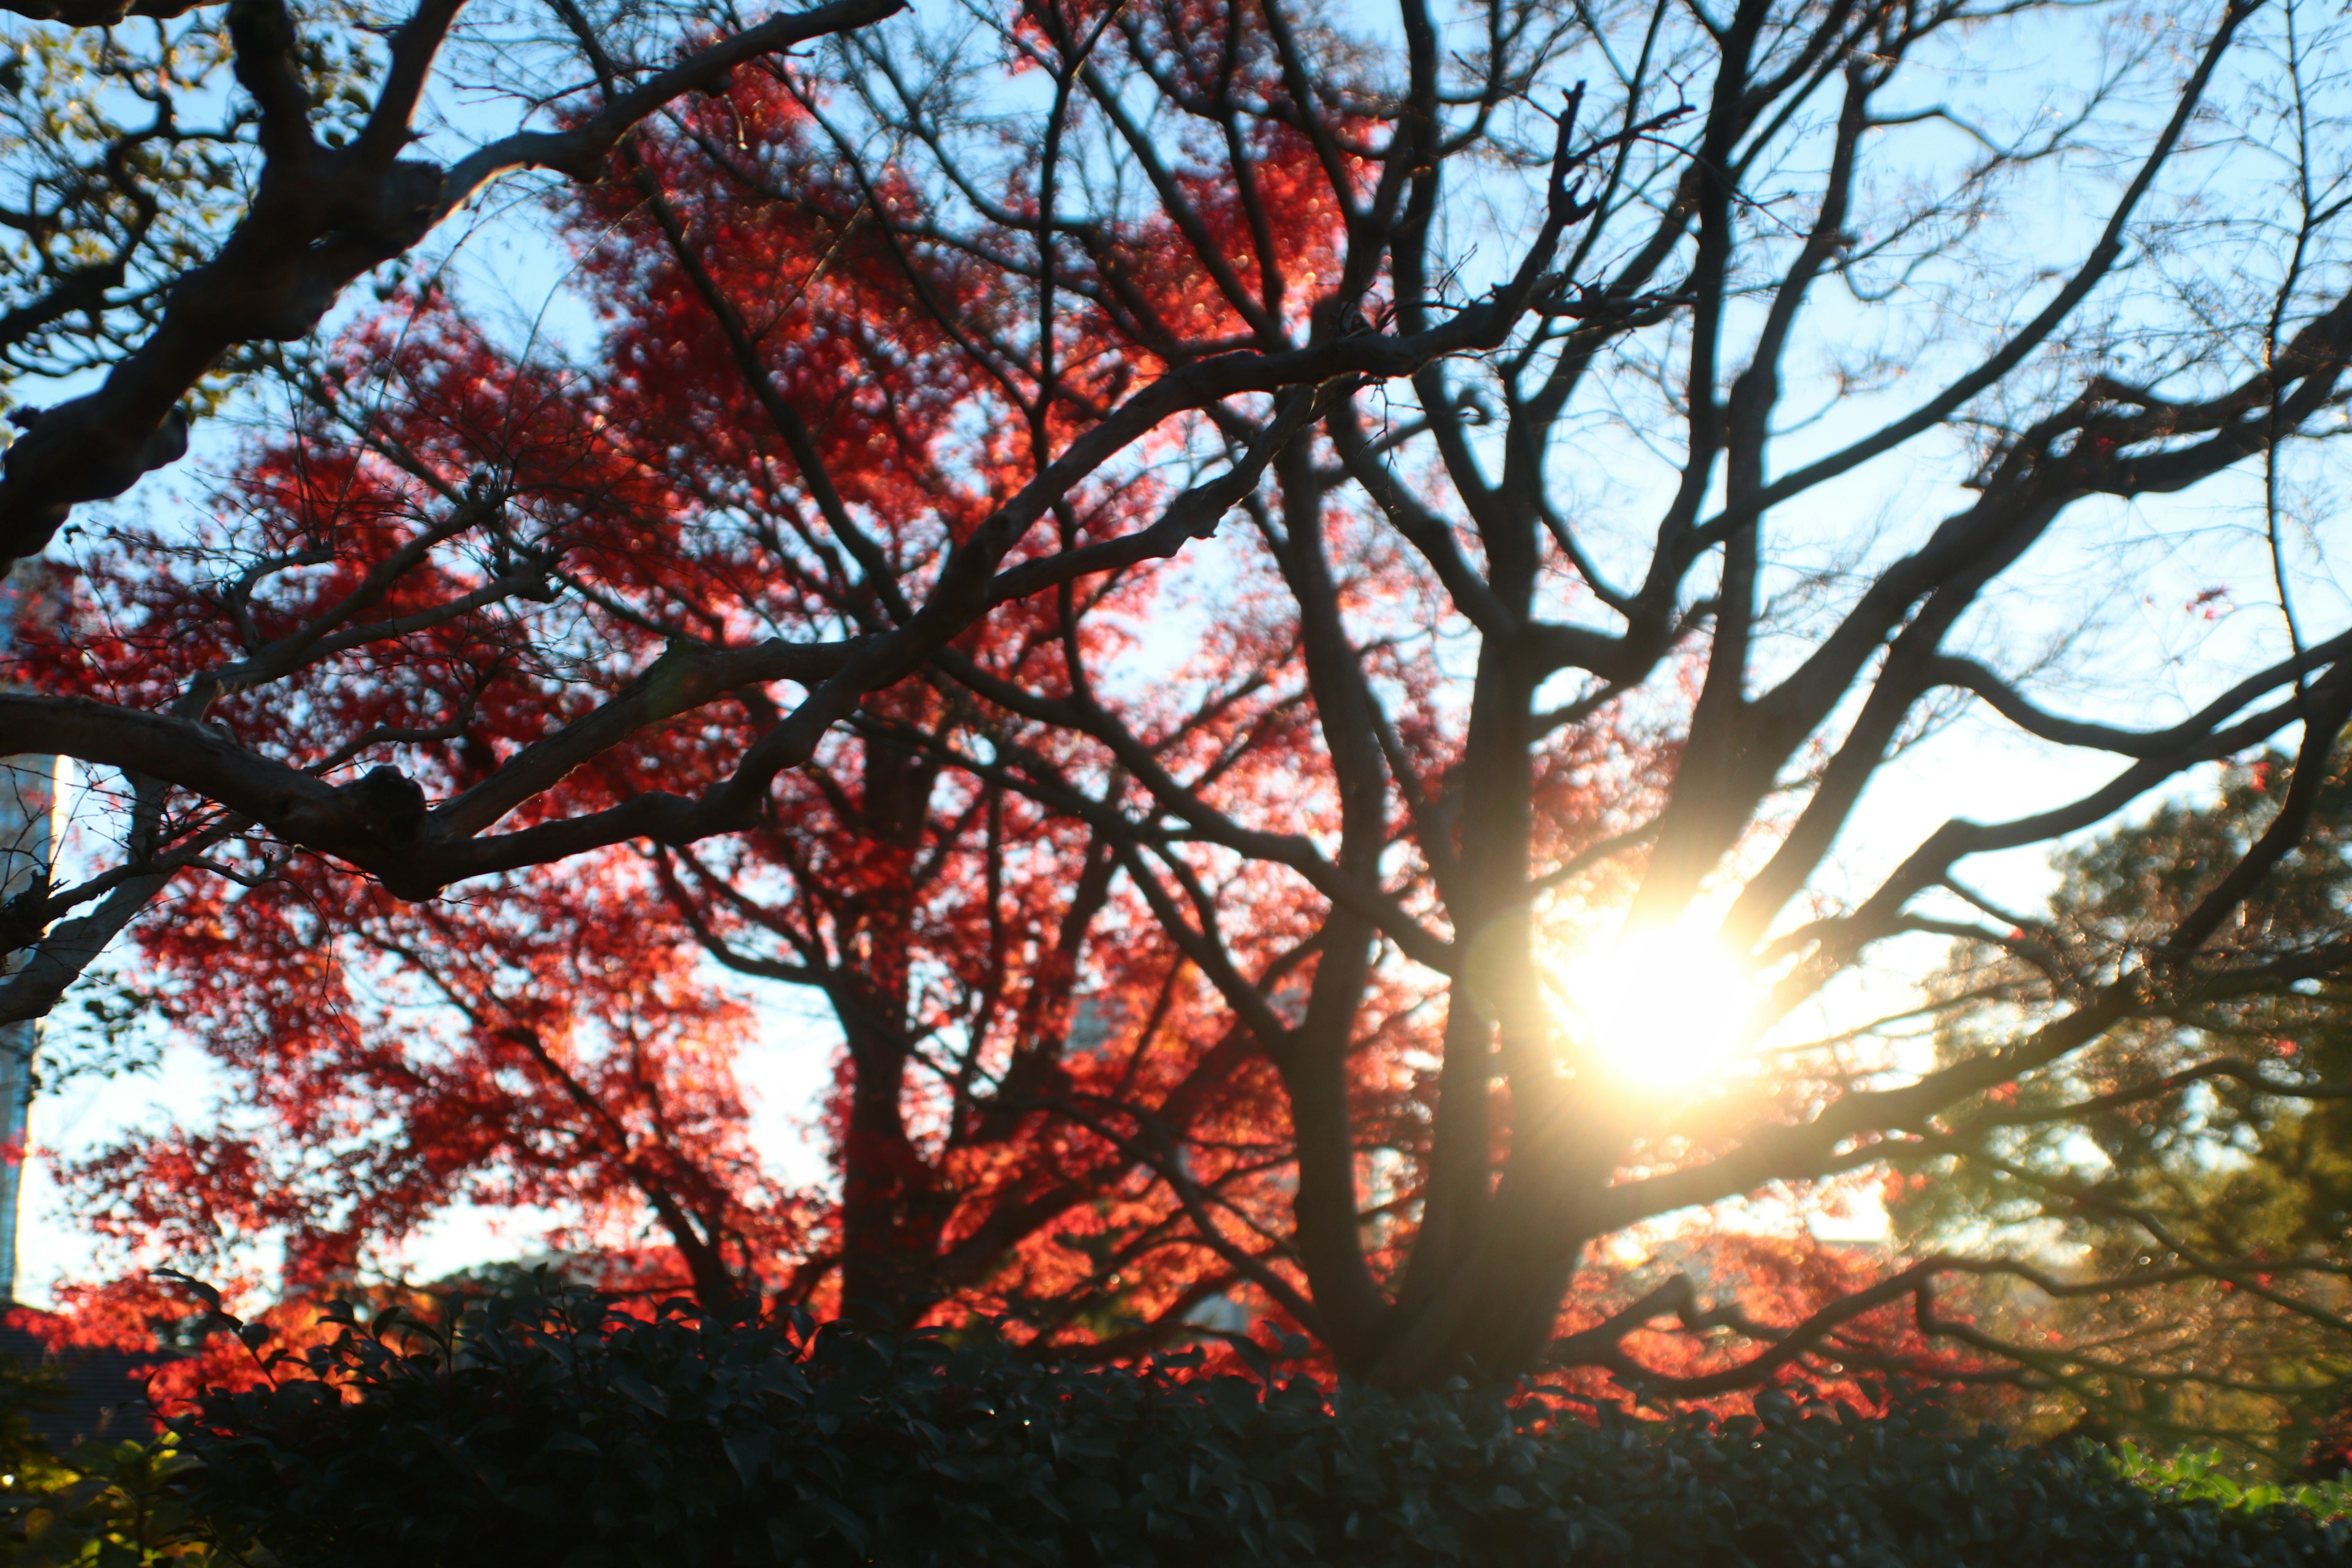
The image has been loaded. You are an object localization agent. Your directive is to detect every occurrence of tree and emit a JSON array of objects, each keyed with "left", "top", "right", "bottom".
[
  {"left": 18, "top": 0, "right": 1610, "bottom": 1351},
  {"left": 1896, "top": 750, "right": 2352, "bottom": 1461},
  {"left": 11, "top": 0, "right": 2352, "bottom": 1426},
  {"left": 776, "top": 0, "right": 2352, "bottom": 1401},
  {"left": 0, "top": 0, "right": 1580, "bottom": 1030},
  {"left": 832, "top": 0, "right": 2352, "bottom": 1401}
]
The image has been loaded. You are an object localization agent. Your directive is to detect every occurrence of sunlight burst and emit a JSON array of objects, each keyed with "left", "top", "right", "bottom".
[{"left": 1561, "top": 922, "right": 1755, "bottom": 1090}]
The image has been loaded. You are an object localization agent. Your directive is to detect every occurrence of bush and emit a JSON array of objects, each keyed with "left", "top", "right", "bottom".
[
  {"left": 170, "top": 1289, "right": 2352, "bottom": 1568},
  {"left": 0, "top": 1438, "right": 230, "bottom": 1568},
  {"left": 2101, "top": 1444, "right": 2352, "bottom": 1522},
  {"left": 0, "top": 1352, "right": 232, "bottom": 1567}
]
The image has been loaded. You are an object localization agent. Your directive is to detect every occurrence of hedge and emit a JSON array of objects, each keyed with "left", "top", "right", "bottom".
[{"left": 165, "top": 1288, "right": 2350, "bottom": 1568}]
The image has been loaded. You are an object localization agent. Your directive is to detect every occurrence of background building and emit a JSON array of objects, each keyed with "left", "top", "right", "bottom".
[{"left": 0, "top": 561, "right": 66, "bottom": 1305}]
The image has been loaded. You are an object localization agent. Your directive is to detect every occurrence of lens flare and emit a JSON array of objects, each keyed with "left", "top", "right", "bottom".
[{"left": 1562, "top": 922, "right": 1754, "bottom": 1088}]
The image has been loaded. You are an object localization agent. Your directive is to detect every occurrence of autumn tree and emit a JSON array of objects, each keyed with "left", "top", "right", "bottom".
[
  {"left": 8, "top": 0, "right": 2352, "bottom": 1430},
  {"left": 5, "top": 0, "right": 1618, "bottom": 1345},
  {"left": 827, "top": 0, "right": 2352, "bottom": 1406}
]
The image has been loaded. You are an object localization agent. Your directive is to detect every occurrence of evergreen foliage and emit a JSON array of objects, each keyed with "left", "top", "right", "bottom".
[
  {"left": 167, "top": 1287, "right": 2352, "bottom": 1567},
  {"left": 1909, "top": 752, "right": 2352, "bottom": 1455}
]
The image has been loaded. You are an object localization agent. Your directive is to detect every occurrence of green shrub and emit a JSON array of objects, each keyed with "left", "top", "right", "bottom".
[
  {"left": 2100, "top": 1444, "right": 2352, "bottom": 1521},
  {"left": 0, "top": 1438, "right": 232, "bottom": 1568},
  {"left": 171, "top": 1289, "right": 2352, "bottom": 1567},
  {"left": 0, "top": 1351, "right": 235, "bottom": 1567}
]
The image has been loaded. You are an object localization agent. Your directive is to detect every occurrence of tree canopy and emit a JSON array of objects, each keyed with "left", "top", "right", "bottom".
[{"left": 0, "top": 0, "right": 2349, "bottom": 1447}]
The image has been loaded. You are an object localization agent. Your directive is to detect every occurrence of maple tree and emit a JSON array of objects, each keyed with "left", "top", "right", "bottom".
[
  {"left": 0, "top": 0, "right": 1577, "bottom": 1029},
  {"left": 6, "top": 0, "right": 1617, "bottom": 1352},
  {"left": 1, "top": 0, "right": 2350, "bottom": 1438},
  {"left": 808, "top": 0, "right": 2352, "bottom": 1404}
]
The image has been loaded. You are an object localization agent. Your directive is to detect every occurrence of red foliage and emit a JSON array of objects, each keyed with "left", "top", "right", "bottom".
[
  {"left": 29, "top": 0, "right": 2008, "bottom": 1412},
  {"left": 38, "top": 9, "right": 1409, "bottom": 1361}
]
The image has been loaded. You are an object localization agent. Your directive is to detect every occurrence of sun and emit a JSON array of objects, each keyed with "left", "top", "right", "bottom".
[{"left": 1559, "top": 921, "right": 1755, "bottom": 1089}]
